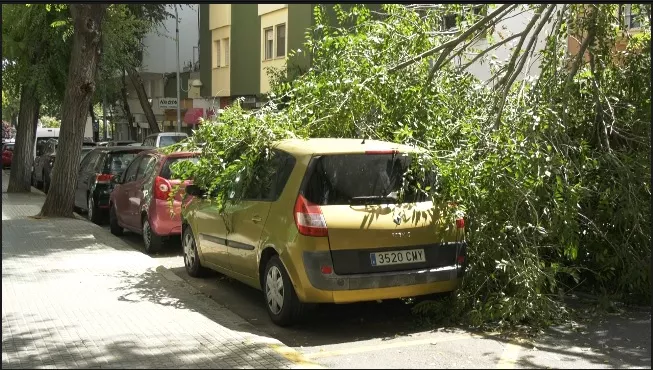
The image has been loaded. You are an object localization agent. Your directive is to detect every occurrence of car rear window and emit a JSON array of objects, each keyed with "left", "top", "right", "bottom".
[
  {"left": 4, "top": 144, "right": 14, "bottom": 151},
  {"left": 302, "top": 153, "right": 436, "bottom": 205},
  {"left": 104, "top": 151, "right": 141, "bottom": 175},
  {"left": 159, "top": 135, "right": 187, "bottom": 147},
  {"left": 160, "top": 156, "right": 199, "bottom": 179}
]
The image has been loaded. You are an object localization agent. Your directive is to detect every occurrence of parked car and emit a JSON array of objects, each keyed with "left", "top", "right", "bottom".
[
  {"left": 74, "top": 146, "right": 154, "bottom": 224},
  {"left": 109, "top": 150, "right": 199, "bottom": 254},
  {"left": 142, "top": 132, "right": 188, "bottom": 148},
  {"left": 98, "top": 140, "right": 135, "bottom": 147},
  {"left": 181, "top": 138, "right": 467, "bottom": 326},
  {"left": 2, "top": 142, "right": 15, "bottom": 168},
  {"left": 32, "top": 138, "right": 58, "bottom": 191}
]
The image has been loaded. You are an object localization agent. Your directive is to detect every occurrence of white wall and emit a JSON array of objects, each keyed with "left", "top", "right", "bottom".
[
  {"left": 459, "top": 5, "right": 558, "bottom": 83},
  {"left": 141, "top": 4, "right": 200, "bottom": 74}
]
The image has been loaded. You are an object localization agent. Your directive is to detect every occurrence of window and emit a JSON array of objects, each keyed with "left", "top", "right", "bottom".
[
  {"left": 158, "top": 135, "right": 186, "bottom": 147},
  {"left": 243, "top": 150, "right": 296, "bottom": 201},
  {"left": 276, "top": 24, "right": 286, "bottom": 57},
  {"left": 264, "top": 28, "right": 274, "bottom": 60},
  {"left": 123, "top": 156, "right": 143, "bottom": 183},
  {"left": 624, "top": 4, "right": 641, "bottom": 29},
  {"left": 302, "top": 153, "right": 437, "bottom": 206},
  {"left": 223, "top": 38, "right": 230, "bottom": 66},
  {"left": 160, "top": 156, "right": 199, "bottom": 180},
  {"left": 136, "top": 155, "right": 157, "bottom": 180},
  {"left": 105, "top": 152, "right": 140, "bottom": 175},
  {"left": 214, "top": 40, "right": 221, "bottom": 68}
]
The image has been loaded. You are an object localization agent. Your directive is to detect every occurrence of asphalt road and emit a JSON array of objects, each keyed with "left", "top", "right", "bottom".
[
  {"left": 108, "top": 226, "right": 651, "bottom": 369},
  {"left": 15, "top": 173, "right": 651, "bottom": 369}
]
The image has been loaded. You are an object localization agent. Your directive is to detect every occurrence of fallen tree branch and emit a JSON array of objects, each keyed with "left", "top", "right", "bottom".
[{"left": 389, "top": 4, "right": 514, "bottom": 73}]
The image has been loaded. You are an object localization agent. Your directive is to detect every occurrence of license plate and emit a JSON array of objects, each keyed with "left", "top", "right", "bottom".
[{"left": 370, "top": 249, "right": 426, "bottom": 266}]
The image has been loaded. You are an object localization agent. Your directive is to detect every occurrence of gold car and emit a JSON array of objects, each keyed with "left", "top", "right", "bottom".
[{"left": 182, "top": 138, "right": 467, "bottom": 326}]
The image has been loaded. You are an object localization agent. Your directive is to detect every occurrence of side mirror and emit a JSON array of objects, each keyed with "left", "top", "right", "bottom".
[{"left": 185, "top": 184, "right": 205, "bottom": 197}]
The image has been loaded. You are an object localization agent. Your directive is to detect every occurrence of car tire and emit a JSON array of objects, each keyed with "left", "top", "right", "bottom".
[
  {"left": 182, "top": 225, "right": 208, "bottom": 277},
  {"left": 142, "top": 216, "right": 163, "bottom": 255},
  {"left": 263, "top": 255, "right": 307, "bottom": 327},
  {"left": 109, "top": 204, "right": 123, "bottom": 236},
  {"left": 87, "top": 194, "right": 104, "bottom": 225}
]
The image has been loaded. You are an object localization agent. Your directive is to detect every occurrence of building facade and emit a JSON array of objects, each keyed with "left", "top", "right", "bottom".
[{"left": 117, "top": 4, "right": 217, "bottom": 141}]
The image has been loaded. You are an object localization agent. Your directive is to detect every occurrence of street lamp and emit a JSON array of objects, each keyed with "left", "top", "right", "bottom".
[{"left": 175, "top": 4, "right": 181, "bottom": 133}]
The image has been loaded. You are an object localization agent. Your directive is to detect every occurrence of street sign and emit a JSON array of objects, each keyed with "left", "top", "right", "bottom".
[{"left": 158, "top": 98, "right": 178, "bottom": 109}]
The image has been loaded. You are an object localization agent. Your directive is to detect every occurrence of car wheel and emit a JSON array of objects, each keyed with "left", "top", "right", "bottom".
[
  {"left": 263, "top": 256, "right": 307, "bottom": 327},
  {"left": 142, "top": 216, "right": 163, "bottom": 254},
  {"left": 109, "top": 204, "right": 123, "bottom": 236},
  {"left": 87, "top": 194, "right": 103, "bottom": 225},
  {"left": 183, "top": 226, "right": 208, "bottom": 277}
]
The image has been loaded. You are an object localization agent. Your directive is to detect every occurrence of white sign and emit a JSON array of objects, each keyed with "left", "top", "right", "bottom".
[{"left": 159, "top": 98, "right": 178, "bottom": 109}]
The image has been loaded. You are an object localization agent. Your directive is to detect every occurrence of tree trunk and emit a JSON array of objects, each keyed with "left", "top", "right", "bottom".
[
  {"left": 39, "top": 4, "right": 108, "bottom": 218},
  {"left": 126, "top": 66, "right": 160, "bottom": 133},
  {"left": 7, "top": 84, "right": 40, "bottom": 193},
  {"left": 120, "top": 69, "right": 138, "bottom": 140}
]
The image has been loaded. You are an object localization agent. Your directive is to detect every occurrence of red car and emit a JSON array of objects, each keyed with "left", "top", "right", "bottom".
[
  {"left": 2, "top": 143, "right": 14, "bottom": 168},
  {"left": 109, "top": 150, "right": 198, "bottom": 254}
]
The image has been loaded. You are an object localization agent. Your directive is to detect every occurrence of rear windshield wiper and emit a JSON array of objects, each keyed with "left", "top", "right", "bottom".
[{"left": 348, "top": 195, "right": 398, "bottom": 205}]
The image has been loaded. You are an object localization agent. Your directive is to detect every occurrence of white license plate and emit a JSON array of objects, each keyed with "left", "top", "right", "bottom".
[{"left": 370, "top": 249, "right": 426, "bottom": 266}]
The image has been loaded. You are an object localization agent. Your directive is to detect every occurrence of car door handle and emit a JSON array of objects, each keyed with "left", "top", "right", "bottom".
[{"left": 251, "top": 215, "right": 262, "bottom": 223}]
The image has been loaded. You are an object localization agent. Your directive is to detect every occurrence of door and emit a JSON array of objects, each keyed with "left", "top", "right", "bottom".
[
  {"left": 193, "top": 199, "right": 231, "bottom": 270},
  {"left": 128, "top": 154, "right": 158, "bottom": 228},
  {"left": 75, "top": 151, "right": 100, "bottom": 208},
  {"left": 114, "top": 155, "right": 143, "bottom": 229},
  {"left": 227, "top": 150, "right": 295, "bottom": 279}
]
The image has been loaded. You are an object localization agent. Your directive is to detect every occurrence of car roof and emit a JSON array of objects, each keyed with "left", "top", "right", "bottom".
[
  {"left": 273, "top": 138, "right": 421, "bottom": 156},
  {"left": 98, "top": 146, "right": 156, "bottom": 152},
  {"left": 148, "top": 132, "right": 188, "bottom": 137}
]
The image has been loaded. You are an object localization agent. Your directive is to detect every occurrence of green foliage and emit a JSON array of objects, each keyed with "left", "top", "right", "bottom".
[
  {"left": 169, "top": 5, "right": 651, "bottom": 330},
  {"left": 40, "top": 116, "right": 61, "bottom": 128}
]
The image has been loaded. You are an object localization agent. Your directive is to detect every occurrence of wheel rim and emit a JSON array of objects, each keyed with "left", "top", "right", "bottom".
[
  {"left": 143, "top": 219, "right": 151, "bottom": 248},
  {"left": 266, "top": 266, "right": 285, "bottom": 315},
  {"left": 183, "top": 232, "right": 196, "bottom": 269},
  {"left": 87, "top": 196, "right": 93, "bottom": 219}
]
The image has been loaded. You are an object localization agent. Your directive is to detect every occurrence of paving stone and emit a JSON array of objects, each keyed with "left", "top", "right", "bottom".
[{"left": 2, "top": 172, "right": 322, "bottom": 369}]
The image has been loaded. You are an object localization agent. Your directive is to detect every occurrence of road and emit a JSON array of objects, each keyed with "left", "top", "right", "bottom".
[
  {"left": 13, "top": 172, "right": 651, "bottom": 369},
  {"left": 106, "top": 226, "right": 652, "bottom": 369}
]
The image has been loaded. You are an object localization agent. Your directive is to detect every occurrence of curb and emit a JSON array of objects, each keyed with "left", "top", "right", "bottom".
[
  {"left": 23, "top": 178, "right": 324, "bottom": 368},
  {"left": 154, "top": 264, "right": 325, "bottom": 369}
]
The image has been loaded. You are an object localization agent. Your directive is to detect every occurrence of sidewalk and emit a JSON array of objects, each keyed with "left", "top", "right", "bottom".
[{"left": 1, "top": 171, "right": 321, "bottom": 369}]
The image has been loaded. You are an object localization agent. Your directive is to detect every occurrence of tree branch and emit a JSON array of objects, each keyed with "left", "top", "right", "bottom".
[
  {"left": 495, "top": 4, "right": 547, "bottom": 91},
  {"left": 493, "top": 4, "right": 556, "bottom": 129},
  {"left": 459, "top": 32, "right": 524, "bottom": 72},
  {"left": 389, "top": 4, "right": 514, "bottom": 73}
]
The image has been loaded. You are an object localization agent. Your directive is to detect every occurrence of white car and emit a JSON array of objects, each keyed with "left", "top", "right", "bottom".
[{"left": 141, "top": 132, "right": 188, "bottom": 148}]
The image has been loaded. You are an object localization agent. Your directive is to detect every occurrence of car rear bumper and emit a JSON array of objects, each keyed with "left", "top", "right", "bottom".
[
  {"left": 300, "top": 250, "right": 466, "bottom": 303},
  {"left": 148, "top": 199, "right": 182, "bottom": 236}
]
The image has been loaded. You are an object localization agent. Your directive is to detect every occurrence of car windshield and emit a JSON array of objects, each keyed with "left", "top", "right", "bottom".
[
  {"left": 160, "top": 156, "right": 199, "bottom": 180},
  {"left": 303, "top": 153, "right": 437, "bottom": 205},
  {"left": 159, "top": 135, "right": 187, "bottom": 147},
  {"left": 104, "top": 152, "right": 140, "bottom": 175}
]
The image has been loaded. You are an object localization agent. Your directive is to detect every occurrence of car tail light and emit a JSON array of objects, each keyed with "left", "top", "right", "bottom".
[
  {"left": 320, "top": 265, "right": 333, "bottom": 274},
  {"left": 457, "top": 255, "right": 465, "bottom": 265},
  {"left": 456, "top": 218, "right": 465, "bottom": 229},
  {"left": 96, "top": 173, "right": 113, "bottom": 184},
  {"left": 154, "top": 176, "right": 172, "bottom": 200},
  {"left": 365, "top": 150, "right": 399, "bottom": 155},
  {"left": 294, "top": 194, "right": 328, "bottom": 237}
]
